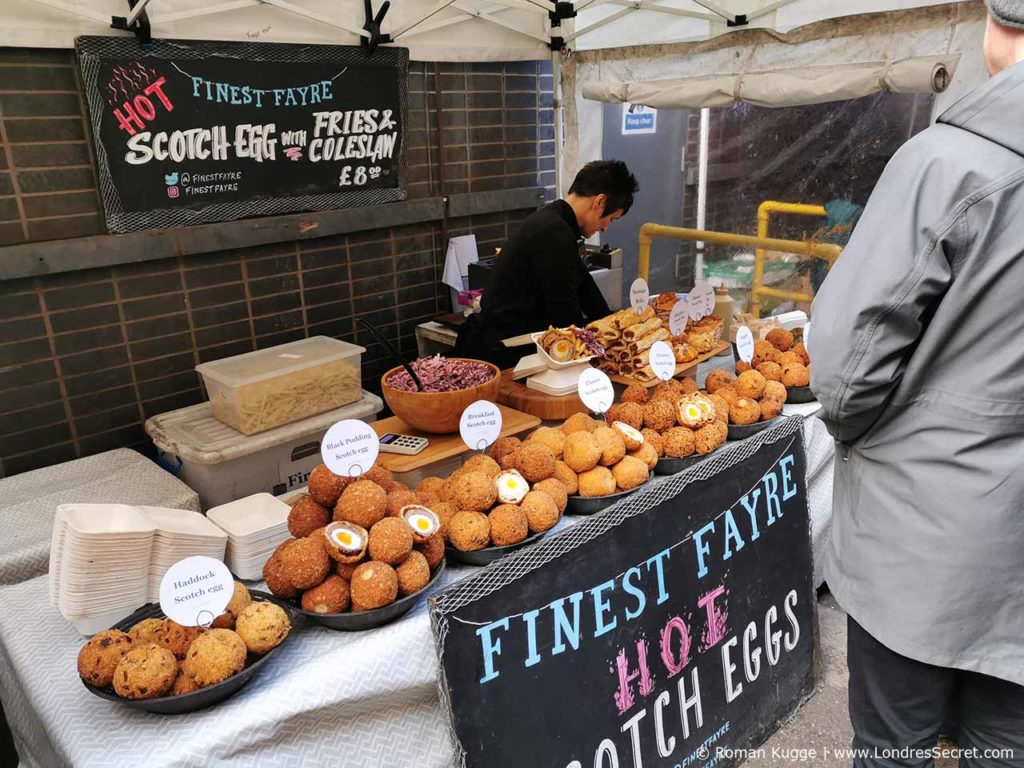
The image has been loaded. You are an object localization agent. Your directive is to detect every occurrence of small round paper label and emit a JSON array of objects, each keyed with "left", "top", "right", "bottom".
[
  {"left": 321, "top": 419, "right": 380, "bottom": 477},
  {"left": 669, "top": 298, "right": 689, "bottom": 336},
  {"left": 159, "top": 556, "right": 234, "bottom": 627},
  {"left": 630, "top": 278, "right": 650, "bottom": 315},
  {"left": 736, "top": 326, "right": 755, "bottom": 364},
  {"left": 688, "top": 281, "right": 715, "bottom": 320},
  {"left": 578, "top": 368, "right": 614, "bottom": 414},
  {"left": 460, "top": 400, "right": 502, "bottom": 451},
  {"left": 649, "top": 341, "right": 675, "bottom": 381}
]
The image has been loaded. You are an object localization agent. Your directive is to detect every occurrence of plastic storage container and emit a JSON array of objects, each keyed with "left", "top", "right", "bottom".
[
  {"left": 145, "top": 391, "right": 383, "bottom": 510},
  {"left": 195, "top": 336, "right": 365, "bottom": 435}
]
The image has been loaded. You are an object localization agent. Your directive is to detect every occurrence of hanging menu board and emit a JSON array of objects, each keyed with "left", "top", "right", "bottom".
[
  {"left": 75, "top": 36, "right": 407, "bottom": 233},
  {"left": 430, "top": 417, "right": 815, "bottom": 768}
]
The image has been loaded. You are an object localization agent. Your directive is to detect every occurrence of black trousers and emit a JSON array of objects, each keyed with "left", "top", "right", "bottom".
[{"left": 848, "top": 617, "right": 1024, "bottom": 767}]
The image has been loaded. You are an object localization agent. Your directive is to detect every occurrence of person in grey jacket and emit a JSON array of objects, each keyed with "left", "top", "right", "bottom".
[{"left": 810, "top": 2, "right": 1024, "bottom": 764}]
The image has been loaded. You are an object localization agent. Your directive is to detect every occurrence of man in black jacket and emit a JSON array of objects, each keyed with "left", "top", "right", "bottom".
[{"left": 456, "top": 160, "right": 638, "bottom": 368}]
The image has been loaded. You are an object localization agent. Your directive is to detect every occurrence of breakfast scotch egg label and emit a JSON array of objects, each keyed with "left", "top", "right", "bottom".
[
  {"left": 321, "top": 419, "right": 380, "bottom": 477},
  {"left": 736, "top": 326, "right": 755, "bottom": 364},
  {"left": 629, "top": 278, "right": 650, "bottom": 315},
  {"left": 460, "top": 400, "right": 503, "bottom": 451},
  {"left": 578, "top": 369, "right": 614, "bottom": 414},
  {"left": 649, "top": 341, "right": 676, "bottom": 381},
  {"left": 159, "top": 556, "right": 234, "bottom": 627}
]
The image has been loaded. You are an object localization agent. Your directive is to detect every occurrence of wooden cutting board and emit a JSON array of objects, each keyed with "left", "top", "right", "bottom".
[
  {"left": 371, "top": 404, "right": 540, "bottom": 473},
  {"left": 498, "top": 370, "right": 590, "bottom": 421}
]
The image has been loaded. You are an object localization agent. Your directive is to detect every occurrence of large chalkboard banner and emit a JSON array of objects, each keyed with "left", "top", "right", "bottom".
[
  {"left": 75, "top": 36, "right": 407, "bottom": 233},
  {"left": 430, "top": 417, "right": 815, "bottom": 768}
]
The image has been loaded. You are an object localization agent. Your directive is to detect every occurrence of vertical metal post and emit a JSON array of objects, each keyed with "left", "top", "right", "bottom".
[{"left": 695, "top": 107, "right": 710, "bottom": 282}]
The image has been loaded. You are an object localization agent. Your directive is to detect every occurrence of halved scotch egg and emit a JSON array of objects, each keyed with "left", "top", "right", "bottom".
[
  {"left": 612, "top": 421, "right": 645, "bottom": 451},
  {"left": 323, "top": 521, "right": 369, "bottom": 564},
  {"left": 401, "top": 505, "right": 441, "bottom": 543},
  {"left": 495, "top": 470, "right": 530, "bottom": 505}
]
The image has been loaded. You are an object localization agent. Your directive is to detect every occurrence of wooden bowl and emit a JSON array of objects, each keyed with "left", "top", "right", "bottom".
[{"left": 380, "top": 359, "right": 502, "bottom": 434}]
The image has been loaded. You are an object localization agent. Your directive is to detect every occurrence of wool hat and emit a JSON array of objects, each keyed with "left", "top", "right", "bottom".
[{"left": 987, "top": 0, "right": 1024, "bottom": 29}]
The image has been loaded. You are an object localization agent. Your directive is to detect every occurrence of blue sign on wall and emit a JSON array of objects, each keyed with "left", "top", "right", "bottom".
[{"left": 622, "top": 103, "right": 657, "bottom": 135}]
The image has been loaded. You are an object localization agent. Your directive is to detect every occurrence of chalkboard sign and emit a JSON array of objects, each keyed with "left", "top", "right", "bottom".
[
  {"left": 75, "top": 36, "right": 407, "bottom": 233},
  {"left": 430, "top": 417, "right": 815, "bottom": 768}
]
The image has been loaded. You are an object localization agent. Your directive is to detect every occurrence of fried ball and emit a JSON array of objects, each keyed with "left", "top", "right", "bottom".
[
  {"left": 262, "top": 539, "right": 298, "bottom": 599},
  {"left": 448, "top": 511, "right": 491, "bottom": 551},
  {"left": 606, "top": 402, "right": 643, "bottom": 431},
  {"left": 488, "top": 504, "right": 529, "bottom": 546},
  {"left": 368, "top": 517, "right": 414, "bottom": 565},
  {"left": 113, "top": 644, "right": 177, "bottom": 699},
  {"left": 350, "top": 562, "right": 399, "bottom": 609},
  {"left": 462, "top": 453, "right": 502, "bottom": 478},
  {"left": 308, "top": 464, "right": 350, "bottom": 507},
  {"left": 288, "top": 495, "right": 329, "bottom": 538},
  {"left": 577, "top": 466, "right": 617, "bottom": 498},
  {"left": 417, "top": 491, "right": 441, "bottom": 507},
  {"left": 415, "top": 532, "right": 445, "bottom": 569},
  {"left": 432, "top": 501, "right": 459, "bottom": 541},
  {"left": 335, "top": 558, "right": 364, "bottom": 580},
  {"left": 716, "top": 385, "right": 740, "bottom": 407},
  {"left": 736, "top": 360, "right": 753, "bottom": 374},
  {"left": 561, "top": 412, "right": 598, "bottom": 435},
  {"left": 521, "top": 491, "right": 560, "bottom": 533},
  {"left": 782, "top": 363, "right": 810, "bottom": 388},
  {"left": 620, "top": 383, "right": 649, "bottom": 405},
  {"left": 155, "top": 620, "right": 203, "bottom": 660},
  {"left": 224, "top": 581, "right": 252, "bottom": 622},
  {"left": 792, "top": 342, "right": 810, "bottom": 366},
  {"left": 593, "top": 426, "right": 627, "bottom": 467},
  {"left": 760, "top": 398, "right": 783, "bottom": 420},
  {"left": 281, "top": 536, "right": 331, "bottom": 590},
  {"left": 613, "top": 421, "right": 644, "bottom": 450},
  {"left": 650, "top": 381, "right": 683, "bottom": 404},
  {"left": 385, "top": 489, "right": 420, "bottom": 518},
  {"left": 439, "top": 469, "right": 465, "bottom": 504},
  {"left": 515, "top": 443, "right": 557, "bottom": 483},
  {"left": 678, "top": 377, "right": 698, "bottom": 395},
  {"left": 752, "top": 340, "right": 781, "bottom": 367},
  {"left": 334, "top": 480, "right": 387, "bottom": 529},
  {"left": 128, "top": 618, "right": 163, "bottom": 646},
  {"left": 450, "top": 470, "right": 499, "bottom": 511},
  {"left": 498, "top": 449, "right": 520, "bottom": 471},
  {"left": 629, "top": 442, "right": 659, "bottom": 470},
  {"left": 704, "top": 369, "right": 735, "bottom": 394},
  {"left": 301, "top": 575, "right": 350, "bottom": 614},
  {"left": 712, "top": 419, "right": 729, "bottom": 443},
  {"left": 694, "top": 423, "right": 726, "bottom": 455},
  {"left": 416, "top": 477, "right": 445, "bottom": 498},
  {"left": 396, "top": 551, "right": 431, "bottom": 596},
  {"left": 766, "top": 327, "right": 794, "bottom": 352},
  {"left": 533, "top": 478, "right": 568, "bottom": 514},
  {"left": 756, "top": 362, "right": 783, "bottom": 383},
  {"left": 553, "top": 461, "right": 579, "bottom": 495},
  {"left": 363, "top": 464, "right": 394, "bottom": 489},
  {"left": 706, "top": 394, "right": 729, "bottom": 423},
  {"left": 735, "top": 370, "right": 767, "bottom": 400},
  {"left": 763, "top": 380, "right": 788, "bottom": 403},
  {"left": 171, "top": 668, "right": 201, "bottom": 695},
  {"left": 612, "top": 456, "right": 649, "bottom": 491},
  {"left": 642, "top": 399, "right": 677, "bottom": 432},
  {"left": 729, "top": 398, "right": 761, "bottom": 425},
  {"left": 563, "top": 431, "right": 602, "bottom": 473},
  {"left": 662, "top": 427, "right": 696, "bottom": 459},
  {"left": 487, "top": 436, "right": 521, "bottom": 464},
  {"left": 529, "top": 427, "right": 566, "bottom": 458},
  {"left": 78, "top": 629, "right": 133, "bottom": 687},
  {"left": 641, "top": 429, "right": 665, "bottom": 457},
  {"left": 235, "top": 602, "right": 290, "bottom": 654},
  {"left": 183, "top": 630, "right": 246, "bottom": 687},
  {"left": 778, "top": 350, "right": 803, "bottom": 367}
]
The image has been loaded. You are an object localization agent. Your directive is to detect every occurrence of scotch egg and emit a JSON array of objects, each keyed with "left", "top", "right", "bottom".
[
  {"left": 401, "top": 505, "right": 441, "bottom": 543},
  {"left": 495, "top": 470, "right": 530, "bottom": 504},
  {"left": 677, "top": 394, "right": 714, "bottom": 429},
  {"left": 612, "top": 421, "right": 645, "bottom": 451},
  {"left": 323, "top": 521, "right": 369, "bottom": 564}
]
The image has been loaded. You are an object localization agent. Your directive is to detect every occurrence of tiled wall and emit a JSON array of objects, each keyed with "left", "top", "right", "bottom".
[{"left": 0, "top": 51, "right": 554, "bottom": 478}]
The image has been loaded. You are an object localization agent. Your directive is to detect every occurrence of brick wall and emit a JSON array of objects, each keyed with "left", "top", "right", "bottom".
[{"left": 0, "top": 51, "right": 554, "bottom": 478}]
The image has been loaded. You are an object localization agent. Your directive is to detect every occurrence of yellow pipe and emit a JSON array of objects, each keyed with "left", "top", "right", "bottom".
[
  {"left": 752, "top": 200, "right": 827, "bottom": 317},
  {"left": 637, "top": 222, "right": 840, "bottom": 282}
]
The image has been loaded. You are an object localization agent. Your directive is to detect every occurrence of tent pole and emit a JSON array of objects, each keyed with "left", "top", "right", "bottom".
[
  {"left": 552, "top": 49, "right": 563, "bottom": 198},
  {"left": 695, "top": 107, "right": 710, "bottom": 282}
]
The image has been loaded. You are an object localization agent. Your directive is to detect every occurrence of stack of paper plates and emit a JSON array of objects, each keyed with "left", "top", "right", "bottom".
[{"left": 206, "top": 494, "right": 291, "bottom": 581}]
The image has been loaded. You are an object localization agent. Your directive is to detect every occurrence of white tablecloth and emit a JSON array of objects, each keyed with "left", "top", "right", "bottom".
[{"left": 0, "top": 415, "right": 834, "bottom": 768}]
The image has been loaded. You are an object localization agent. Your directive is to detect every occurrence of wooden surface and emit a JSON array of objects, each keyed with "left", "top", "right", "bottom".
[
  {"left": 498, "top": 370, "right": 589, "bottom": 421},
  {"left": 371, "top": 404, "right": 540, "bottom": 473},
  {"left": 608, "top": 340, "right": 730, "bottom": 388}
]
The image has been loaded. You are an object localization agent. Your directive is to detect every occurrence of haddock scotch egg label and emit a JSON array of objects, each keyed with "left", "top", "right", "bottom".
[{"left": 159, "top": 556, "right": 234, "bottom": 627}]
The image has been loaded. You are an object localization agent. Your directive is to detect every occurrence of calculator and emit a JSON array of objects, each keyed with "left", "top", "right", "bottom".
[{"left": 378, "top": 433, "right": 429, "bottom": 455}]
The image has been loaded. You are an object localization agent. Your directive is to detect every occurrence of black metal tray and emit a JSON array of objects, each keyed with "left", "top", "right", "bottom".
[
  {"left": 445, "top": 530, "right": 550, "bottom": 567},
  {"left": 81, "top": 590, "right": 290, "bottom": 715},
  {"left": 291, "top": 562, "right": 445, "bottom": 631},
  {"left": 565, "top": 480, "right": 650, "bottom": 516},
  {"left": 786, "top": 385, "right": 816, "bottom": 404},
  {"left": 727, "top": 416, "right": 781, "bottom": 441},
  {"left": 655, "top": 447, "right": 723, "bottom": 476}
]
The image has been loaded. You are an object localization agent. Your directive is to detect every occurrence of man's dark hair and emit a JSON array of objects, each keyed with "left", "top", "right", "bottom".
[{"left": 568, "top": 160, "right": 638, "bottom": 216}]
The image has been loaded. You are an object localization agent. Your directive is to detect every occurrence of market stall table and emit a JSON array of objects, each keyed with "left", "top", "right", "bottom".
[{"left": 0, "top": 449, "right": 200, "bottom": 586}]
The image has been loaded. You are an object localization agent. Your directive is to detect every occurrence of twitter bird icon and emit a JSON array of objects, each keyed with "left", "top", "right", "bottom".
[{"left": 165, "top": 172, "right": 179, "bottom": 186}]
